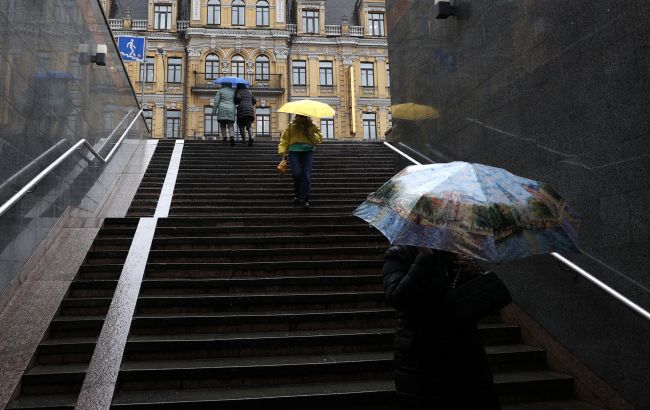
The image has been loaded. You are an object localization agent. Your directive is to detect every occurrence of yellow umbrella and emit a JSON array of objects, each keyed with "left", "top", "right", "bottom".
[
  {"left": 278, "top": 99, "right": 335, "bottom": 118},
  {"left": 391, "top": 103, "right": 440, "bottom": 120}
]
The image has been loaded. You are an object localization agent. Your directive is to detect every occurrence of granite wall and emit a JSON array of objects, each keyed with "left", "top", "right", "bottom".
[
  {"left": 385, "top": 0, "right": 650, "bottom": 406},
  {"left": 0, "top": 0, "right": 148, "bottom": 299}
]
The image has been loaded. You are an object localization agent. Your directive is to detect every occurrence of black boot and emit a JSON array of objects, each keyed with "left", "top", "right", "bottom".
[
  {"left": 247, "top": 138, "right": 254, "bottom": 147},
  {"left": 229, "top": 137, "right": 235, "bottom": 146}
]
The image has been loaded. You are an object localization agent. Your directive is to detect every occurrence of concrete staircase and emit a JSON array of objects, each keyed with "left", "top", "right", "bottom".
[{"left": 6, "top": 141, "right": 603, "bottom": 409}]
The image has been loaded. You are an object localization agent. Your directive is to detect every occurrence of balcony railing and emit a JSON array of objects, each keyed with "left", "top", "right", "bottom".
[
  {"left": 193, "top": 72, "right": 283, "bottom": 91},
  {"left": 177, "top": 20, "right": 189, "bottom": 31},
  {"left": 325, "top": 25, "right": 341, "bottom": 36},
  {"left": 108, "top": 19, "right": 122, "bottom": 30},
  {"left": 286, "top": 24, "right": 296, "bottom": 34},
  {"left": 132, "top": 20, "right": 148, "bottom": 30},
  {"left": 349, "top": 26, "right": 364, "bottom": 36}
]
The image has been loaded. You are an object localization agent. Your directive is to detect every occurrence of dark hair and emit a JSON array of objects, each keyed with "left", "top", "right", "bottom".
[{"left": 294, "top": 115, "right": 313, "bottom": 136}]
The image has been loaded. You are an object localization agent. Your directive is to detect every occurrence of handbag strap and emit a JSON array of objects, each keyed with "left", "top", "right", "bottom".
[{"left": 450, "top": 256, "right": 483, "bottom": 289}]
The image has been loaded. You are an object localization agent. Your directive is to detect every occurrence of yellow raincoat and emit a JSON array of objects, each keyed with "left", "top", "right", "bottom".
[{"left": 278, "top": 118, "right": 323, "bottom": 155}]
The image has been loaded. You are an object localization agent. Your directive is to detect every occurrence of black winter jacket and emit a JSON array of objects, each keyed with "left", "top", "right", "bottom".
[
  {"left": 383, "top": 245, "right": 500, "bottom": 410},
  {"left": 234, "top": 88, "right": 257, "bottom": 121}
]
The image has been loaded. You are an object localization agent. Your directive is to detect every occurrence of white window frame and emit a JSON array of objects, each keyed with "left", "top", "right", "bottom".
[
  {"left": 232, "top": 0, "right": 245, "bottom": 26},
  {"left": 320, "top": 117, "right": 334, "bottom": 139},
  {"left": 256, "top": 107, "right": 271, "bottom": 137},
  {"left": 302, "top": 9, "right": 319, "bottom": 34},
  {"left": 361, "top": 62, "right": 375, "bottom": 87},
  {"left": 368, "top": 12, "right": 385, "bottom": 36},
  {"left": 292, "top": 60, "right": 307, "bottom": 85},
  {"left": 256, "top": 0, "right": 270, "bottom": 26},
  {"left": 362, "top": 112, "right": 377, "bottom": 140},
  {"left": 319, "top": 61, "right": 333, "bottom": 86},
  {"left": 167, "top": 57, "right": 182, "bottom": 83},
  {"left": 154, "top": 4, "right": 172, "bottom": 30},
  {"left": 207, "top": 0, "right": 221, "bottom": 25}
]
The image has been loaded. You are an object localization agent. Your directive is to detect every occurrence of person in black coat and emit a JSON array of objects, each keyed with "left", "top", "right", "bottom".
[
  {"left": 234, "top": 85, "right": 257, "bottom": 146},
  {"left": 383, "top": 245, "right": 501, "bottom": 410}
]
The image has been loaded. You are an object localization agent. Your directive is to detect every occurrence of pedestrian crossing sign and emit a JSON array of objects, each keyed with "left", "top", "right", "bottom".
[{"left": 118, "top": 36, "right": 146, "bottom": 62}]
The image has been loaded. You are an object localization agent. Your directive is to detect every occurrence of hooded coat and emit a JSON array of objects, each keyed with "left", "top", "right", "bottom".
[
  {"left": 234, "top": 88, "right": 257, "bottom": 122},
  {"left": 212, "top": 85, "right": 236, "bottom": 122},
  {"left": 383, "top": 245, "right": 501, "bottom": 410}
]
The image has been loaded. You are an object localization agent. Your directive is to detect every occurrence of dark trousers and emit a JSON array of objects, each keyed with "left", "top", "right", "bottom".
[
  {"left": 289, "top": 150, "right": 313, "bottom": 203},
  {"left": 237, "top": 117, "right": 253, "bottom": 142}
]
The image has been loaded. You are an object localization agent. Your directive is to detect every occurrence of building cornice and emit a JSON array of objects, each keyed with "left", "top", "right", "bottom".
[{"left": 185, "top": 27, "right": 292, "bottom": 39}]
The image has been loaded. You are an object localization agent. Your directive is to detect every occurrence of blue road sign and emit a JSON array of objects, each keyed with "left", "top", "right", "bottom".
[{"left": 118, "top": 36, "right": 146, "bottom": 62}]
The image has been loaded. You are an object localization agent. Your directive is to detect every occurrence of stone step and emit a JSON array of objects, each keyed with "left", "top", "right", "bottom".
[
  {"left": 130, "top": 309, "right": 395, "bottom": 335},
  {"left": 138, "top": 275, "right": 383, "bottom": 295},
  {"left": 141, "top": 259, "right": 384, "bottom": 277},
  {"left": 134, "top": 291, "right": 387, "bottom": 314},
  {"left": 92, "top": 234, "right": 386, "bottom": 251}
]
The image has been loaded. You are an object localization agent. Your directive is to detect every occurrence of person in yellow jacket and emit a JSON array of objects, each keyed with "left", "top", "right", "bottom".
[{"left": 278, "top": 115, "right": 323, "bottom": 209}]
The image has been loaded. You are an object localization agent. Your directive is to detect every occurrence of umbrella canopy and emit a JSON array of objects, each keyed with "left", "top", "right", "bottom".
[
  {"left": 353, "top": 162, "right": 579, "bottom": 262},
  {"left": 278, "top": 99, "right": 335, "bottom": 118},
  {"left": 391, "top": 103, "right": 439, "bottom": 120},
  {"left": 214, "top": 76, "right": 250, "bottom": 87}
]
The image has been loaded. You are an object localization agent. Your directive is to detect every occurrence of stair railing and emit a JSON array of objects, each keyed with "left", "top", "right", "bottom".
[
  {"left": 0, "top": 108, "right": 143, "bottom": 218},
  {"left": 383, "top": 141, "right": 650, "bottom": 322}
]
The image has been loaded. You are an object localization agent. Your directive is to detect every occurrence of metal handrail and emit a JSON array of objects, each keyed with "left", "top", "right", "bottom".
[
  {"left": 0, "top": 109, "right": 143, "bottom": 218},
  {"left": 383, "top": 141, "right": 650, "bottom": 322},
  {"left": 0, "top": 139, "right": 69, "bottom": 195}
]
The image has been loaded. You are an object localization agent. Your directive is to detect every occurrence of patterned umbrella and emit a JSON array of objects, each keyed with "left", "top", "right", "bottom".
[{"left": 353, "top": 162, "right": 579, "bottom": 262}]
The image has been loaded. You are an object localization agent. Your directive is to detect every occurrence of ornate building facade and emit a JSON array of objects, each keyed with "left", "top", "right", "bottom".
[{"left": 105, "top": 0, "right": 390, "bottom": 140}]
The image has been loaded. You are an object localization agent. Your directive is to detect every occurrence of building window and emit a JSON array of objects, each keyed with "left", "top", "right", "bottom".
[
  {"left": 256, "top": 0, "right": 269, "bottom": 26},
  {"left": 142, "top": 109, "right": 153, "bottom": 131},
  {"left": 256, "top": 107, "right": 271, "bottom": 137},
  {"left": 386, "top": 63, "right": 390, "bottom": 88},
  {"left": 292, "top": 60, "right": 306, "bottom": 85},
  {"left": 205, "top": 54, "right": 219, "bottom": 79},
  {"left": 154, "top": 4, "right": 172, "bottom": 30},
  {"left": 231, "top": 55, "right": 245, "bottom": 78},
  {"left": 139, "top": 56, "right": 155, "bottom": 82},
  {"left": 207, "top": 0, "right": 221, "bottom": 25},
  {"left": 363, "top": 112, "right": 377, "bottom": 140},
  {"left": 302, "top": 10, "right": 319, "bottom": 34},
  {"left": 387, "top": 111, "right": 392, "bottom": 128},
  {"left": 165, "top": 110, "right": 180, "bottom": 139},
  {"left": 255, "top": 55, "right": 270, "bottom": 80},
  {"left": 368, "top": 12, "right": 385, "bottom": 36},
  {"left": 320, "top": 117, "right": 334, "bottom": 139},
  {"left": 167, "top": 57, "right": 182, "bottom": 83},
  {"left": 232, "top": 0, "right": 245, "bottom": 25},
  {"left": 204, "top": 106, "right": 218, "bottom": 138},
  {"left": 361, "top": 62, "right": 375, "bottom": 87},
  {"left": 319, "top": 61, "right": 333, "bottom": 86}
]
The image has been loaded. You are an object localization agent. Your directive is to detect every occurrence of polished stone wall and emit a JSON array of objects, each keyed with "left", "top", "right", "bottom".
[
  {"left": 386, "top": 0, "right": 649, "bottom": 407},
  {"left": 0, "top": 1, "right": 148, "bottom": 297}
]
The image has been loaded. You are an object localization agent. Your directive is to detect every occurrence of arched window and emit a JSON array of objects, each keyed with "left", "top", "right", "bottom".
[
  {"left": 205, "top": 54, "right": 219, "bottom": 80},
  {"left": 207, "top": 0, "right": 221, "bottom": 25},
  {"left": 256, "top": 0, "right": 269, "bottom": 26},
  {"left": 231, "top": 55, "right": 245, "bottom": 78},
  {"left": 208, "top": 0, "right": 221, "bottom": 25},
  {"left": 232, "top": 0, "right": 245, "bottom": 26},
  {"left": 255, "top": 55, "right": 270, "bottom": 80}
]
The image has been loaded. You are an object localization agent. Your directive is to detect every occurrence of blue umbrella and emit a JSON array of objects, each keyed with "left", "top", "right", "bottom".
[{"left": 213, "top": 76, "right": 250, "bottom": 87}]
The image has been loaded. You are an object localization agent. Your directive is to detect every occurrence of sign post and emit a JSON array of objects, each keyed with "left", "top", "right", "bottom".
[{"left": 118, "top": 36, "right": 147, "bottom": 125}]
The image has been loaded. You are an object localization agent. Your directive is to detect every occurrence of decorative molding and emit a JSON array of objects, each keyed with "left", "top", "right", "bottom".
[
  {"left": 187, "top": 46, "right": 202, "bottom": 57},
  {"left": 357, "top": 98, "right": 391, "bottom": 107},
  {"left": 274, "top": 48, "right": 288, "bottom": 60}
]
